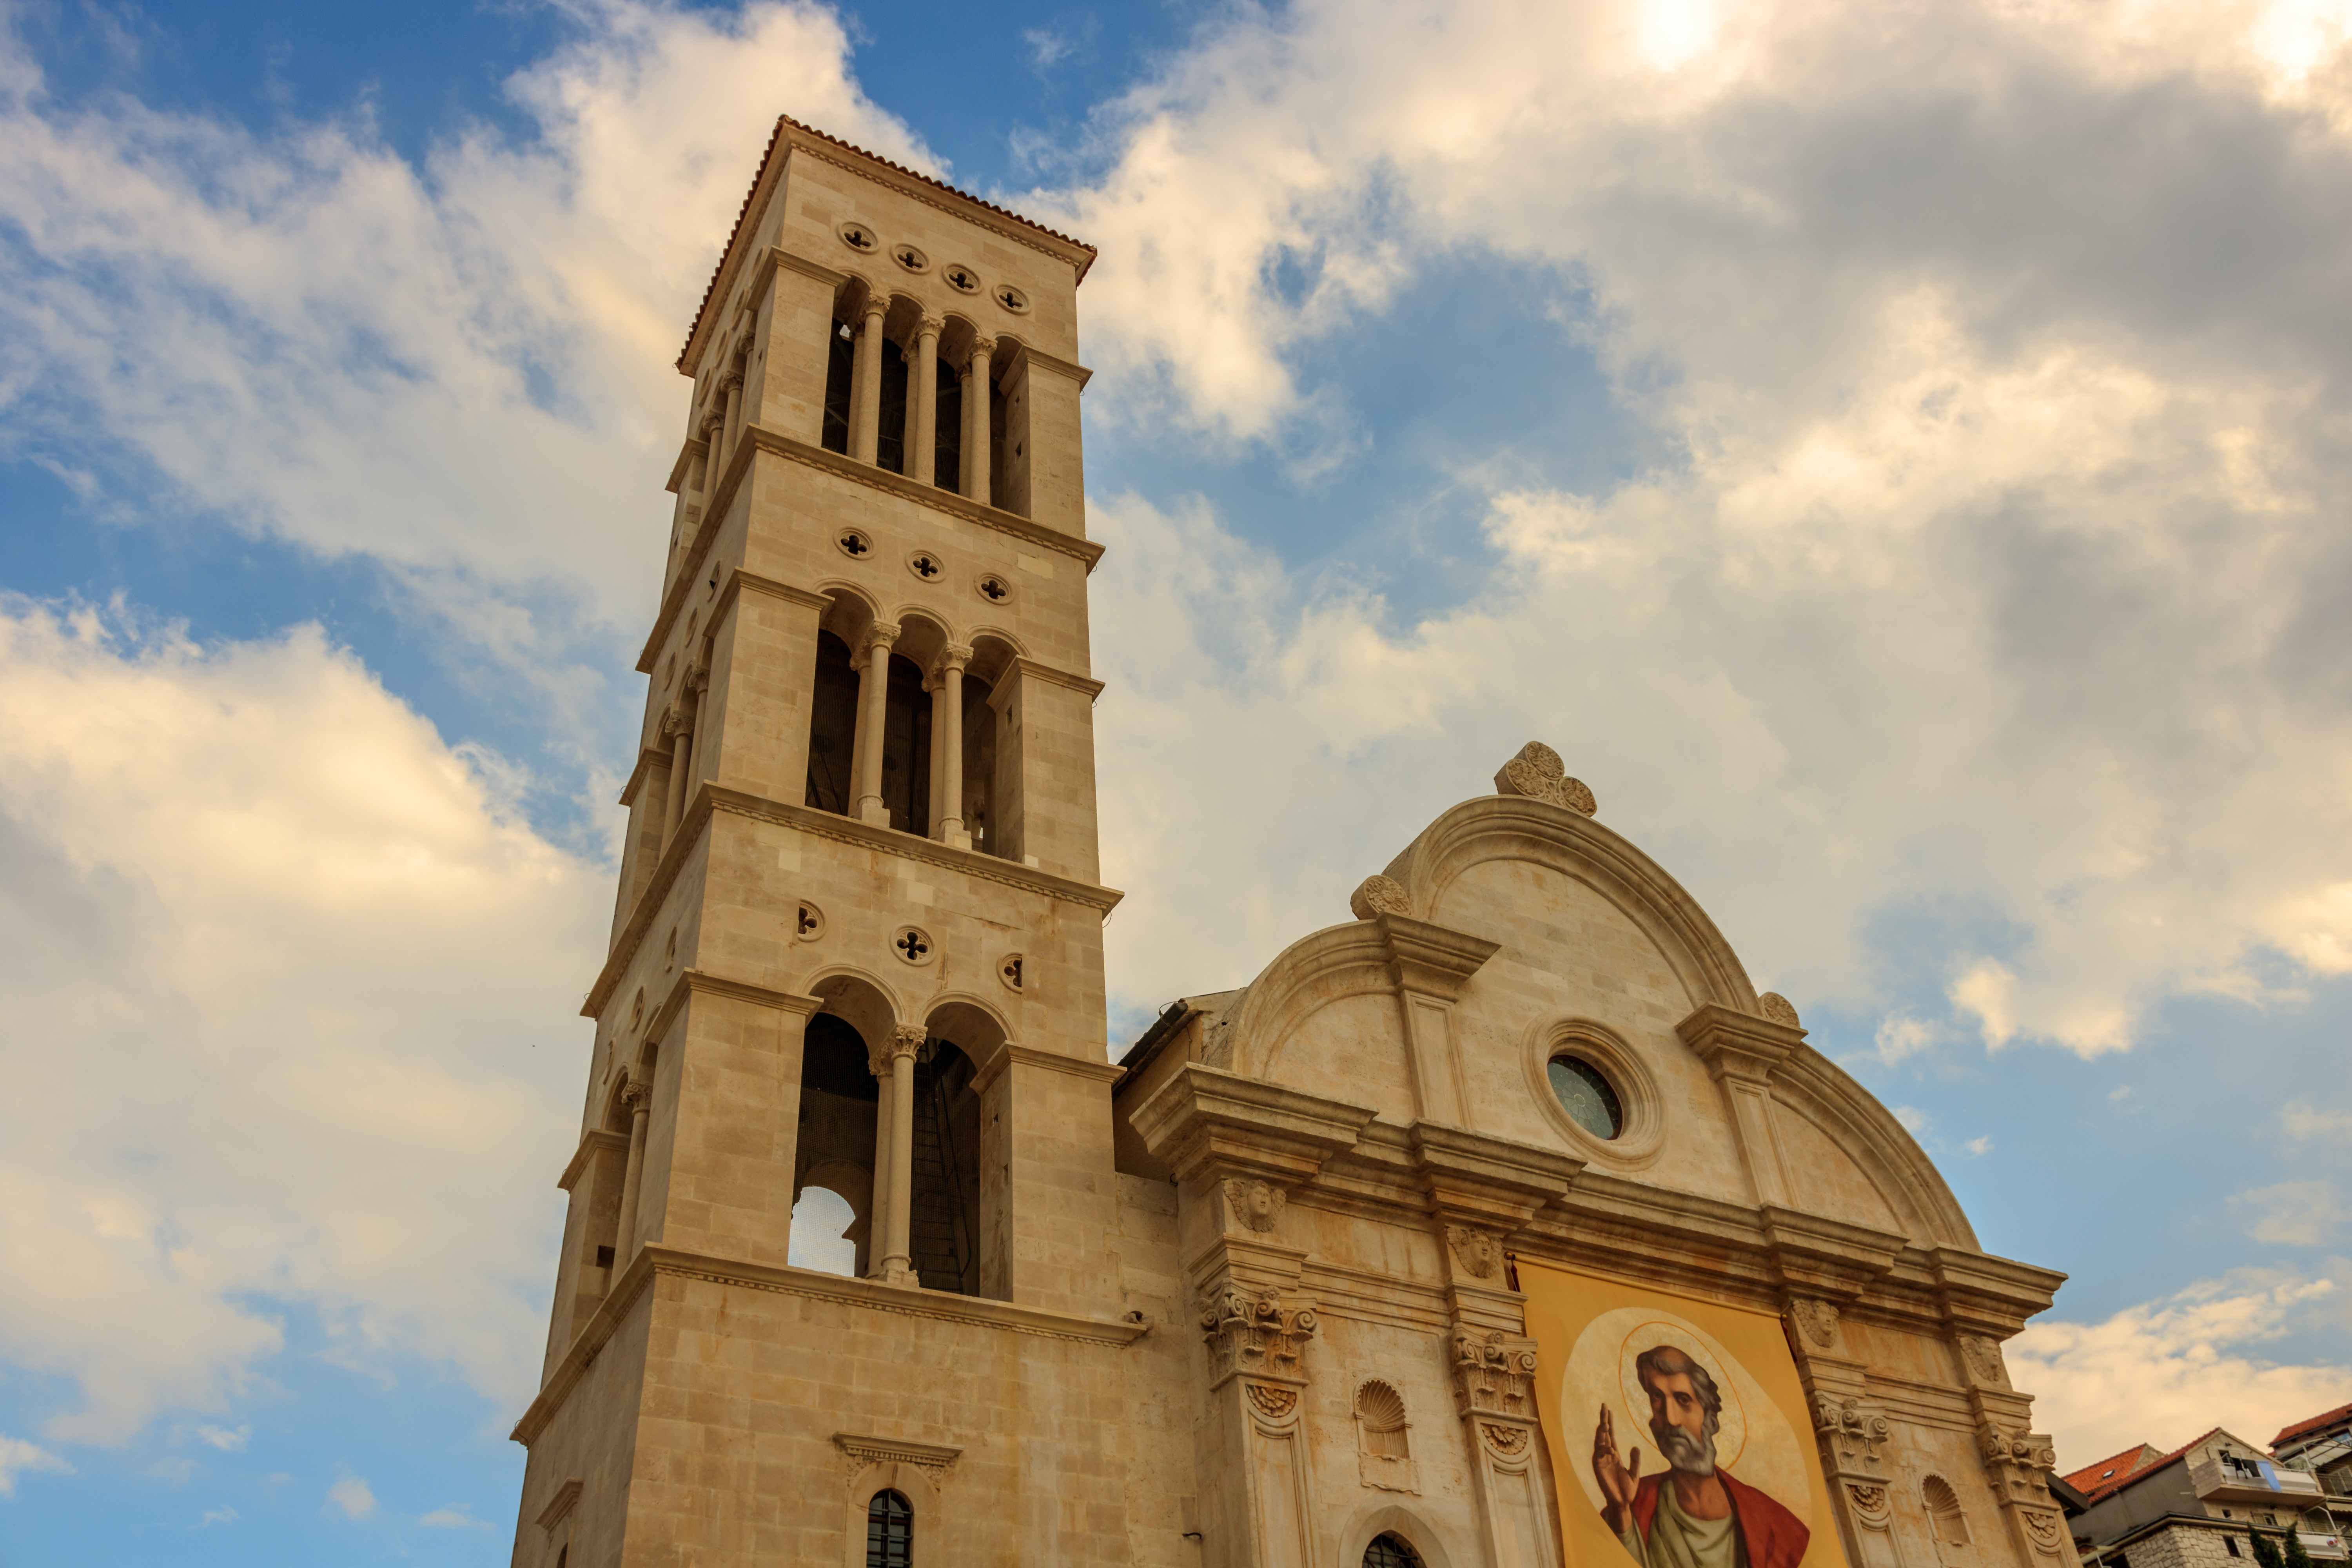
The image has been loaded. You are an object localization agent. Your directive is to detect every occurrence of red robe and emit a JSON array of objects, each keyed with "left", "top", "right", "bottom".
[{"left": 1626, "top": 1468, "right": 1811, "bottom": 1568}]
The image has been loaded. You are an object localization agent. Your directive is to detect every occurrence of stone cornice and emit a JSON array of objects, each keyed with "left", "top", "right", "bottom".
[
  {"left": 646, "top": 967, "right": 821, "bottom": 1046},
  {"left": 535, "top": 1477, "right": 583, "bottom": 1531},
  {"left": 1129, "top": 1062, "right": 1377, "bottom": 1189},
  {"left": 666, "top": 436, "right": 708, "bottom": 495},
  {"left": 1007, "top": 655, "right": 1106, "bottom": 700},
  {"left": 972, "top": 1042, "right": 1124, "bottom": 1098},
  {"left": 557, "top": 1129, "right": 630, "bottom": 1192},
  {"left": 747, "top": 243, "right": 849, "bottom": 305},
  {"left": 617, "top": 744, "right": 668, "bottom": 808},
  {"left": 1408, "top": 1122, "right": 1582, "bottom": 1228},
  {"left": 1925, "top": 1245, "right": 2067, "bottom": 1334},
  {"left": 634, "top": 424, "right": 1105, "bottom": 673},
  {"left": 1007, "top": 341, "right": 1094, "bottom": 390},
  {"left": 511, "top": 1244, "right": 1146, "bottom": 1448},
  {"left": 834, "top": 1432, "right": 963, "bottom": 1472},
  {"left": 584, "top": 784, "right": 1122, "bottom": 1018},
  {"left": 1375, "top": 914, "right": 1501, "bottom": 1001},
  {"left": 1677, "top": 1002, "right": 1805, "bottom": 1086}
]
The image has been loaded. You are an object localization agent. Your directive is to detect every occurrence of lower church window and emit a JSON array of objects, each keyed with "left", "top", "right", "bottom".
[
  {"left": 866, "top": 1489, "right": 913, "bottom": 1568},
  {"left": 1365, "top": 1533, "right": 1423, "bottom": 1568}
]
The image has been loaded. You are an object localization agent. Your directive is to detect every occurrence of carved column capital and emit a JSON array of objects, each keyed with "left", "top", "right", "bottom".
[
  {"left": 619, "top": 1078, "right": 652, "bottom": 1113},
  {"left": 889, "top": 1024, "right": 927, "bottom": 1061},
  {"left": 937, "top": 642, "right": 973, "bottom": 675},
  {"left": 1449, "top": 1328, "right": 1538, "bottom": 1421},
  {"left": 1199, "top": 1286, "right": 1317, "bottom": 1389},
  {"left": 859, "top": 290, "right": 891, "bottom": 324},
  {"left": 964, "top": 336, "right": 996, "bottom": 377},
  {"left": 914, "top": 312, "right": 944, "bottom": 341},
  {"left": 1814, "top": 1394, "right": 1893, "bottom": 1481}
]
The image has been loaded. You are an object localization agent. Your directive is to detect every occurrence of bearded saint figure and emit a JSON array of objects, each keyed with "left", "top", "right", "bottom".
[{"left": 1593, "top": 1345, "right": 1810, "bottom": 1568}]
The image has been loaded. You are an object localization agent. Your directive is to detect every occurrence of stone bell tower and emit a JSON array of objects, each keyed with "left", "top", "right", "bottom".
[{"left": 507, "top": 117, "right": 1157, "bottom": 1566}]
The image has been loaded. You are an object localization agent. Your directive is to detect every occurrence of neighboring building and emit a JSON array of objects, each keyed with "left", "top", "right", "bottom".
[
  {"left": 2066, "top": 1427, "right": 2352, "bottom": 1568},
  {"left": 2276, "top": 1404, "right": 2352, "bottom": 1501},
  {"left": 504, "top": 114, "right": 2080, "bottom": 1568}
]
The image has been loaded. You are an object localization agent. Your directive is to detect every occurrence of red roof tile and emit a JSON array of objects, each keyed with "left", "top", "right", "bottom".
[
  {"left": 2078, "top": 1430, "right": 2226, "bottom": 1507},
  {"left": 676, "top": 114, "right": 1096, "bottom": 371},
  {"left": 2274, "top": 1400, "right": 2352, "bottom": 1450},
  {"left": 2064, "top": 1444, "right": 2165, "bottom": 1496}
]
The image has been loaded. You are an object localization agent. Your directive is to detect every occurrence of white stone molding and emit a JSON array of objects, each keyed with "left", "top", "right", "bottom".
[
  {"left": 534, "top": 1477, "right": 583, "bottom": 1532},
  {"left": 832, "top": 1432, "right": 960, "bottom": 1483}
]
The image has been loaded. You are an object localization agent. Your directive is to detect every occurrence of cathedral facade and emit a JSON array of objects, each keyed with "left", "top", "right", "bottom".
[{"left": 506, "top": 116, "right": 2074, "bottom": 1568}]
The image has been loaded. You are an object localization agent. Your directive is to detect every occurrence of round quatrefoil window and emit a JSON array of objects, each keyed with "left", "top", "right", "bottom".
[
  {"left": 837, "top": 221, "right": 878, "bottom": 254},
  {"left": 892, "top": 243, "right": 930, "bottom": 274},
  {"left": 1525, "top": 1020, "right": 1666, "bottom": 1165},
  {"left": 795, "top": 901, "right": 825, "bottom": 942},
  {"left": 907, "top": 549, "right": 945, "bottom": 583},
  {"left": 993, "top": 284, "right": 1030, "bottom": 314},
  {"left": 1546, "top": 1056, "right": 1622, "bottom": 1140},
  {"left": 943, "top": 263, "right": 981, "bottom": 294},
  {"left": 835, "top": 527, "right": 874, "bottom": 560},
  {"left": 975, "top": 572, "right": 1012, "bottom": 606},
  {"left": 998, "top": 953, "right": 1025, "bottom": 992},
  {"left": 891, "top": 924, "right": 936, "bottom": 966}
]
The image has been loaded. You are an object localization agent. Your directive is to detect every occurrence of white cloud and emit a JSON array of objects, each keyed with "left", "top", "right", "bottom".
[
  {"left": 194, "top": 1425, "right": 249, "bottom": 1453},
  {"left": 1963, "top": 1136, "right": 1994, "bottom": 1157},
  {"left": 1890, "top": 1105, "right": 1930, "bottom": 1135},
  {"left": 0, "top": 0, "right": 931, "bottom": 657},
  {"left": 2285, "top": 1100, "right": 2352, "bottom": 1140},
  {"left": 194, "top": 1506, "right": 238, "bottom": 1529},
  {"left": 327, "top": 1474, "right": 377, "bottom": 1521},
  {"left": 0, "top": 1434, "right": 71, "bottom": 1495},
  {"left": 1871, "top": 1013, "right": 1940, "bottom": 1066},
  {"left": 2009, "top": 1274, "right": 2352, "bottom": 1465},
  {"left": 420, "top": 1504, "right": 494, "bottom": 1529},
  {"left": 1068, "top": 0, "right": 2352, "bottom": 1054},
  {"left": 2234, "top": 1182, "right": 2347, "bottom": 1247},
  {"left": 0, "top": 600, "right": 606, "bottom": 1442}
]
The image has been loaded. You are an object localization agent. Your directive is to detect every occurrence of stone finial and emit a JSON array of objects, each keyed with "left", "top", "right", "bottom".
[
  {"left": 1758, "top": 992, "right": 1801, "bottom": 1027},
  {"left": 1494, "top": 742, "right": 1597, "bottom": 817},
  {"left": 1350, "top": 875, "right": 1411, "bottom": 921}
]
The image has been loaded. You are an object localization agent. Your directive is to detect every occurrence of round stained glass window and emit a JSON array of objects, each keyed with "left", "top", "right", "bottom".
[{"left": 1547, "top": 1055, "right": 1623, "bottom": 1140}]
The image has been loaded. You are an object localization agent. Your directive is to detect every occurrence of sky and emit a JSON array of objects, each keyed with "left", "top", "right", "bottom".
[{"left": 2, "top": 0, "right": 2351, "bottom": 1559}]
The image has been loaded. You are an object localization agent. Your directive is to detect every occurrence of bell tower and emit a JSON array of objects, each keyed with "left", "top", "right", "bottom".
[{"left": 508, "top": 117, "right": 1150, "bottom": 1566}]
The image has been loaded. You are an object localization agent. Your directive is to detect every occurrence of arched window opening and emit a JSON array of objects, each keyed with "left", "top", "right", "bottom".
[
  {"left": 793, "top": 1014, "right": 880, "bottom": 1277},
  {"left": 805, "top": 631, "right": 860, "bottom": 815},
  {"left": 1924, "top": 1475, "right": 1971, "bottom": 1548},
  {"left": 933, "top": 359, "right": 962, "bottom": 494},
  {"left": 879, "top": 653, "right": 931, "bottom": 835},
  {"left": 865, "top": 1490, "right": 913, "bottom": 1568},
  {"left": 821, "top": 320, "right": 853, "bottom": 454},
  {"left": 1364, "top": 1533, "right": 1423, "bottom": 1568},
  {"left": 787, "top": 1184, "right": 858, "bottom": 1277},
  {"left": 877, "top": 342, "right": 909, "bottom": 475},
  {"left": 906, "top": 1039, "right": 982, "bottom": 1297},
  {"left": 960, "top": 670, "right": 996, "bottom": 854}
]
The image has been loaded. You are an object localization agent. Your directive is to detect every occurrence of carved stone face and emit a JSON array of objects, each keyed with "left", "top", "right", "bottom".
[{"left": 1243, "top": 1182, "right": 1277, "bottom": 1221}]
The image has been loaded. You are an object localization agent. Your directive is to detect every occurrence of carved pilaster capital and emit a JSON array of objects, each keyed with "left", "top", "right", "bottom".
[
  {"left": 1199, "top": 1287, "right": 1317, "bottom": 1389},
  {"left": 1815, "top": 1394, "right": 1893, "bottom": 1481},
  {"left": 620, "top": 1079, "right": 652, "bottom": 1114},
  {"left": 1449, "top": 1328, "right": 1538, "bottom": 1421}
]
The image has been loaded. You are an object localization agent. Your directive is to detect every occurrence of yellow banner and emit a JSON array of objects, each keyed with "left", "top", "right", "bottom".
[{"left": 1519, "top": 1257, "right": 1850, "bottom": 1568}]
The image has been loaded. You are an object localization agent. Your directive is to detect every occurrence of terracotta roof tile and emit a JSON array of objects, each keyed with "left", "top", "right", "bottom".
[
  {"left": 2078, "top": 1430, "right": 2224, "bottom": 1507},
  {"left": 677, "top": 114, "right": 1095, "bottom": 371},
  {"left": 2064, "top": 1445, "right": 2164, "bottom": 1496},
  {"left": 2274, "top": 1400, "right": 2352, "bottom": 1450}
]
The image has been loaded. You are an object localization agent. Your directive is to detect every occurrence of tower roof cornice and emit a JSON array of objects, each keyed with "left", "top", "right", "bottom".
[{"left": 677, "top": 114, "right": 1097, "bottom": 374}]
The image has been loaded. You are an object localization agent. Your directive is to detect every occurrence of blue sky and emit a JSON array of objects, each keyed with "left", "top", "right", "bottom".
[{"left": 4, "top": 0, "right": 2352, "bottom": 1560}]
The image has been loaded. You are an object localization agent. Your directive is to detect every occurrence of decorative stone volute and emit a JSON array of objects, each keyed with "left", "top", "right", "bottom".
[
  {"left": 1200, "top": 1286, "right": 1318, "bottom": 1389},
  {"left": 1449, "top": 1329, "right": 1538, "bottom": 1420},
  {"left": 1815, "top": 1394, "right": 1894, "bottom": 1480}
]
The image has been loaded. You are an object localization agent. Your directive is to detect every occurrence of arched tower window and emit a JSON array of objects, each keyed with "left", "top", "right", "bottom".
[
  {"left": 1924, "top": 1475, "right": 1971, "bottom": 1548},
  {"left": 906, "top": 1038, "right": 982, "bottom": 1296},
  {"left": 877, "top": 342, "right": 909, "bottom": 475},
  {"left": 791, "top": 1013, "right": 879, "bottom": 1276},
  {"left": 879, "top": 652, "right": 932, "bottom": 834},
  {"left": 804, "top": 631, "right": 859, "bottom": 815},
  {"left": 865, "top": 1489, "right": 913, "bottom": 1568},
  {"left": 820, "top": 319, "right": 853, "bottom": 455},
  {"left": 933, "top": 355, "right": 962, "bottom": 494},
  {"left": 1364, "top": 1533, "right": 1423, "bottom": 1568}
]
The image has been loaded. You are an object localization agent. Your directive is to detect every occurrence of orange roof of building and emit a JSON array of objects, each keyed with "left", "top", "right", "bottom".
[
  {"left": 2077, "top": 1430, "right": 2227, "bottom": 1506},
  {"left": 677, "top": 114, "right": 1096, "bottom": 371},
  {"left": 2064, "top": 1443, "right": 2167, "bottom": 1497},
  {"left": 2274, "top": 1400, "right": 2352, "bottom": 1450}
]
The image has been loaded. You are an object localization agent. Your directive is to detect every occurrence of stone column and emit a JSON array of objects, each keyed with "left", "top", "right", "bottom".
[
  {"left": 611, "top": 1078, "right": 653, "bottom": 1269},
  {"left": 934, "top": 645, "right": 970, "bottom": 848},
  {"left": 660, "top": 693, "right": 696, "bottom": 846},
  {"left": 960, "top": 336, "right": 994, "bottom": 504},
  {"left": 851, "top": 623, "right": 897, "bottom": 827},
  {"left": 879, "top": 1024, "right": 924, "bottom": 1287},
  {"left": 923, "top": 669, "right": 947, "bottom": 838},
  {"left": 718, "top": 367, "right": 745, "bottom": 477},
  {"left": 864, "top": 1037, "right": 896, "bottom": 1281},
  {"left": 909, "top": 314, "right": 942, "bottom": 486},
  {"left": 850, "top": 293, "right": 890, "bottom": 465}
]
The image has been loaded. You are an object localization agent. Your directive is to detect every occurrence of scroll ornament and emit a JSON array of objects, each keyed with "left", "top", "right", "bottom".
[
  {"left": 1201, "top": 1288, "right": 1318, "bottom": 1383},
  {"left": 1451, "top": 1330, "right": 1539, "bottom": 1418},
  {"left": 1494, "top": 741, "right": 1597, "bottom": 817}
]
